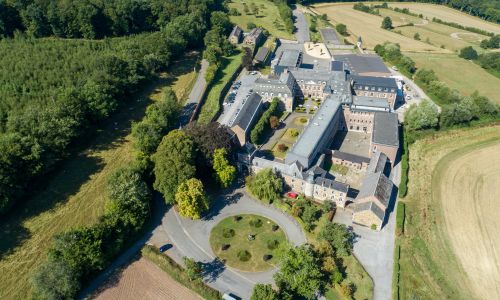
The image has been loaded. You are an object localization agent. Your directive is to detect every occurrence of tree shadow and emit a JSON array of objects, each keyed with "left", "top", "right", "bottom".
[
  {"left": 203, "top": 191, "right": 243, "bottom": 221},
  {"left": 200, "top": 257, "right": 226, "bottom": 283}
]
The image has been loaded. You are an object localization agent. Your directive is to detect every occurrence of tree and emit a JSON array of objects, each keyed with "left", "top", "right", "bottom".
[
  {"left": 274, "top": 245, "right": 324, "bottom": 299},
  {"left": 381, "top": 16, "right": 393, "bottom": 30},
  {"left": 413, "top": 32, "right": 420, "bottom": 40},
  {"left": 183, "top": 257, "right": 203, "bottom": 281},
  {"left": 318, "top": 223, "right": 354, "bottom": 256},
  {"left": 242, "top": 47, "right": 254, "bottom": 70},
  {"left": 335, "top": 23, "right": 348, "bottom": 36},
  {"left": 175, "top": 178, "right": 209, "bottom": 219},
  {"left": 251, "top": 284, "right": 278, "bottom": 300},
  {"left": 302, "top": 204, "right": 321, "bottom": 232},
  {"left": 153, "top": 130, "right": 196, "bottom": 203},
  {"left": 246, "top": 169, "right": 282, "bottom": 204},
  {"left": 247, "top": 22, "right": 256, "bottom": 29},
  {"left": 210, "top": 11, "right": 232, "bottom": 34},
  {"left": 459, "top": 46, "right": 478, "bottom": 60},
  {"left": 213, "top": 148, "right": 236, "bottom": 188},
  {"left": 31, "top": 259, "right": 80, "bottom": 300},
  {"left": 340, "top": 279, "right": 354, "bottom": 298},
  {"left": 404, "top": 100, "right": 439, "bottom": 131},
  {"left": 269, "top": 116, "right": 279, "bottom": 129}
]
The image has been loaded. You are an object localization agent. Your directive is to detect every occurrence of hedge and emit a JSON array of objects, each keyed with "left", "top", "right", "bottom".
[
  {"left": 396, "top": 202, "right": 406, "bottom": 236},
  {"left": 250, "top": 98, "right": 282, "bottom": 144},
  {"left": 398, "top": 131, "right": 409, "bottom": 198},
  {"left": 141, "top": 245, "right": 221, "bottom": 300}
]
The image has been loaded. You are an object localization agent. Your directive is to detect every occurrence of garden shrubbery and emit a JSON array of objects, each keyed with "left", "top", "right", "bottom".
[
  {"left": 238, "top": 250, "right": 252, "bottom": 261},
  {"left": 250, "top": 98, "right": 282, "bottom": 144}
]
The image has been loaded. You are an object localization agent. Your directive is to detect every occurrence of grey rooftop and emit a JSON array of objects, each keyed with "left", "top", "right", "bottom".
[
  {"left": 334, "top": 54, "right": 390, "bottom": 75},
  {"left": 372, "top": 112, "right": 399, "bottom": 147}
]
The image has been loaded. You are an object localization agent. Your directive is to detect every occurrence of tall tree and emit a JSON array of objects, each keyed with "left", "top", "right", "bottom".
[
  {"left": 251, "top": 284, "right": 279, "bottom": 300},
  {"left": 318, "top": 223, "right": 354, "bottom": 257},
  {"left": 381, "top": 16, "right": 393, "bottom": 30},
  {"left": 246, "top": 168, "right": 282, "bottom": 204},
  {"left": 404, "top": 100, "right": 439, "bottom": 131},
  {"left": 213, "top": 148, "right": 236, "bottom": 188},
  {"left": 31, "top": 259, "right": 80, "bottom": 300},
  {"left": 175, "top": 178, "right": 209, "bottom": 219},
  {"left": 153, "top": 130, "right": 196, "bottom": 203}
]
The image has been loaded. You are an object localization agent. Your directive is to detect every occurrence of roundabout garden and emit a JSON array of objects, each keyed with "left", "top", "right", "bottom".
[{"left": 209, "top": 214, "right": 287, "bottom": 272}]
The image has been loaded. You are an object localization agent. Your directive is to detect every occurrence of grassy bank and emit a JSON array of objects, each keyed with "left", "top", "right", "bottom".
[
  {"left": 198, "top": 52, "right": 243, "bottom": 123},
  {"left": 0, "top": 57, "right": 198, "bottom": 300},
  {"left": 141, "top": 245, "right": 221, "bottom": 300}
]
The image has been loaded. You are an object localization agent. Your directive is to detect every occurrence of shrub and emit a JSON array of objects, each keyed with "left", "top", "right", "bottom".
[
  {"left": 222, "top": 228, "right": 235, "bottom": 238},
  {"left": 413, "top": 32, "right": 420, "bottom": 40},
  {"left": 263, "top": 254, "right": 273, "bottom": 261},
  {"left": 221, "top": 244, "right": 230, "bottom": 251},
  {"left": 335, "top": 23, "right": 348, "bottom": 36},
  {"left": 250, "top": 98, "right": 282, "bottom": 144},
  {"left": 234, "top": 215, "right": 242, "bottom": 222},
  {"left": 238, "top": 250, "right": 252, "bottom": 261},
  {"left": 459, "top": 46, "right": 478, "bottom": 60},
  {"left": 396, "top": 202, "right": 406, "bottom": 236},
  {"left": 371, "top": 224, "right": 377, "bottom": 230},
  {"left": 272, "top": 225, "right": 279, "bottom": 231},
  {"left": 267, "top": 239, "right": 279, "bottom": 250},
  {"left": 277, "top": 143, "right": 288, "bottom": 152},
  {"left": 289, "top": 128, "right": 299, "bottom": 137},
  {"left": 249, "top": 218, "right": 263, "bottom": 228},
  {"left": 299, "top": 117, "right": 307, "bottom": 124}
]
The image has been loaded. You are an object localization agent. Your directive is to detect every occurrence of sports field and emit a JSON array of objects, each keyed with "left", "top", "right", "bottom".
[
  {"left": 228, "top": 0, "right": 294, "bottom": 40},
  {"left": 387, "top": 3, "right": 500, "bottom": 35},
  {"left": 397, "top": 125, "right": 500, "bottom": 300},
  {"left": 407, "top": 52, "right": 500, "bottom": 103},
  {"left": 0, "top": 56, "right": 198, "bottom": 300},
  {"left": 312, "top": 3, "right": 447, "bottom": 52}
]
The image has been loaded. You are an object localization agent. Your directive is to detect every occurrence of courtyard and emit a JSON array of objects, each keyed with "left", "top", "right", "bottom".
[{"left": 330, "top": 130, "right": 371, "bottom": 157}]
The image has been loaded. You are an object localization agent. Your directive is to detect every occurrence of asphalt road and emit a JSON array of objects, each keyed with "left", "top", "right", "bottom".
[
  {"left": 293, "top": 8, "right": 310, "bottom": 43},
  {"left": 161, "top": 188, "right": 307, "bottom": 299},
  {"left": 180, "top": 59, "right": 209, "bottom": 126}
]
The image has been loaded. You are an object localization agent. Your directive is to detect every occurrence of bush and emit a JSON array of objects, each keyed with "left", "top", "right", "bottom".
[
  {"left": 246, "top": 168, "right": 283, "bottom": 204},
  {"left": 459, "top": 46, "right": 478, "bottom": 60},
  {"left": 222, "top": 244, "right": 230, "bottom": 251},
  {"left": 277, "top": 143, "right": 288, "bottom": 152},
  {"left": 250, "top": 98, "right": 282, "bottom": 144},
  {"left": 289, "top": 129, "right": 299, "bottom": 137},
  {"left": 396, "top": 202, "right": 406, "bottom": 236},
  {"left": 336, "top": 23, "right": 348, "bottom": 36},
  {"left": 299, "top": 117, "right": 307, "bottom": 124},
  {"left": 267, "top": 239, "right": 280, "bottom": 250},
  {"left": 250, "top": 218, "right": 263, "bottom": 228},
  {"left": 222, "top": 228, "right": 235, "bottom": 238},
  {"left": 263, "top": 254, "right": 273, "bottom": 261},
  {"left": 238, "top": 250, "right": 252, "bottom": 261}
]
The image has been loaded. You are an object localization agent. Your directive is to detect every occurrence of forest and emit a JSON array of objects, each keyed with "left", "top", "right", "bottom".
[
  {"left": 0, "top": 0, "right": 219, "bottom": 215},
  {"left": 294, "top": 0, "right": 500, "bottom": 23}
]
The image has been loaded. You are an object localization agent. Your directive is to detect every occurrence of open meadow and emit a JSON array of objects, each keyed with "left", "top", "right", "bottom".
[
  {"left": 312, "top": 3, "right": 447, "bottom": 52},
  {"left": 407, "top": 52, "right": 500, "bottom": 103},
  {"left": 387, "top": 2, "right": 500, "bottom": 35},
  {"left": 0, "top": 56, "right": 198, "bottom": 300},
  {"left": 228, "top": 0, "right": 294, "bottom": 40},
  {"left": 397, "top": 125, "right": 500, "bottom": 300}
]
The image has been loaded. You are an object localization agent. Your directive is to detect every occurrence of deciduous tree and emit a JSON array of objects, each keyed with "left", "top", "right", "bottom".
[
  {"left": 246, "top": 169, "right": 282, "bottom": 204},
  {"left": 213, "top": 148, "right": 236, "bottom": 188},
  {"left": 318, "top": 223, "right": 354, "bottom": 257},
  {"left": 175, "top": 178, "right": 209, "bottom": 219},
  {"left": 251, "top": 284, "right": 279, "bottom": 300}
]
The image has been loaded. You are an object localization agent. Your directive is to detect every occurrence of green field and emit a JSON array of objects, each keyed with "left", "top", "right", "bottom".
[
  {"left": 407, "top": 52, "right": 500, "bottom": 103},
  {"left": 228, "top": 0, "right": 294, "bottom": 40},
  {"left": 396, "top": 125, "right": 500, "bottom": 300},
  {"left": 209, "top": 214, "right": 287, "bottom": 272},
  {"left": 198, "top": 51, "right": 243, "bottom": 123},
  {"left": 0, "top": 56, "right": 198, "bottom": 300}
]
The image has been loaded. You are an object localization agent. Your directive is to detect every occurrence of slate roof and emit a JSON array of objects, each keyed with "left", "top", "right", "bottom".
[
  {"left": 332, "top": 150, "right": 370, "bottom": 164},
  {"left": 357, "top": 172, "right": 393, "bottom": 208},
  {"left": 315, "top": 177, "right": 349, "bottom": 193},
  {"left": 230, "top": 93, "right": 262, "bottom": 131},
  {"left": 372, "top": 112, "right": 399, "bottom": 147},
  {"left": 254, "top": 72, "right": 295, "bottom": 95},
  {"left": 352, "top": 96, "right": 390, "bottom": 111},
  {"left": 334, "top": 54, "right": 390, "bottom": 75},
  {"left": 279, "top": 49, "right": 302, "bottom": 67},
  {"left": 354, "top": 201, "right": 385, "bottom": 221},
  {"left": 330, "top": 60, "right": 344, "bottom": 72},
  {"left": 255, "top": 47, "right": 270, "bottom": 62},
  {"left": 229, "top": 25, "right": 243, "bottom": 39},
  {"left": 350, "top": 75, "right": 398, "bottom": 90},
  {"left": 366, "top": 150, "right": 388, "bottom": 174}
]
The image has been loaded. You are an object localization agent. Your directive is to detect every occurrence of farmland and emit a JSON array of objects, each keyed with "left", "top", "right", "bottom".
[
  {"left": 407, "top": 52, "right": 500, "bottom": 103},
  {"left": 312, "top": 3, "right": 447, "bottom": 52},
  {"left": 397, "top": 125, "right": 500, "bottom": 300},
  {"left": 387, "top": 2, "right": 500, "bottom": 35},
  {"left": 228, "top": 0, "right": 294, "bottom": 40},
  {"left": 0, "top": 56, "right": 197, "bottom": 300}
]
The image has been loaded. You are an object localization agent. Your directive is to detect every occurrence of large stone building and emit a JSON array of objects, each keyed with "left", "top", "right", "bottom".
[
  {"left": 228, "top": 25, "right": 243, "bottom": 44},
  {"left": 227, "top": 93, "right": 263, "bottom": 146},
  {"left": 244, "top": 27, "right": 264, "bottom": 46},
  {"left": 351, "top": 75, "right": 398, "bottom": 109},
  {"left": 253, "top": 70, "right": 297, "bottom": 112}
]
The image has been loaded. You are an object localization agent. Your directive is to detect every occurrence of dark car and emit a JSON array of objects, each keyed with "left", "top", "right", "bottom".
[{"left": 159, "top": 244, "right": 172, "bottom": 252}]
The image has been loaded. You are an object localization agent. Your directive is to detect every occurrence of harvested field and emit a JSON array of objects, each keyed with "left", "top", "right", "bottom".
[
  {"left": 94, "top": 258, "right": 201, "bottom": 300},
  {"left": 312, "top": 3, "right": 447, "bottom": 52},
  {"left": 407, "top": 52, "right": 500, "bottom": 103},
  {"left": 397, "top": 125, "right": 500, "bottom": 300},
  {"left": 434, "top": 139, "right": 500, "bottom": 300},
  {"left": 387, "top": 3, "right": 500, "bottom": 35}
]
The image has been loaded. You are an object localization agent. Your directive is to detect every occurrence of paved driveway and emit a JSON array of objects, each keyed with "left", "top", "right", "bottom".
[
  {"left": 180, "top": 59, "right": 209, "bottom": 126},
  {"left": 161, "top": 188, "right": 306, "bottom": 299},
  {"left": 293, "top": 8, "right": 310, "bottom": 43}
]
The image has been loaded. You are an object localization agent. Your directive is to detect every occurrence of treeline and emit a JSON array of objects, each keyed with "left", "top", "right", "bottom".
[
  {"left": 0, "top": 4, "right": 213, "bottom": 215},
  {"left": 458, "top": 46, "right": 500, "bottom": 77},
  {"left": 374, "top": 42, "right": 416, "bottom": 75},
  {"left": 0, "top": 0, "right": 221, "bottom": 39},
  {"left": 295, "top": 0, "right": 500, "bottom": 24},
  {"left": 272, "top": 0, "right": 294, "bottom": 34},
  {"left": 250, "top": 98, "right": 282, "bottom": 144}
]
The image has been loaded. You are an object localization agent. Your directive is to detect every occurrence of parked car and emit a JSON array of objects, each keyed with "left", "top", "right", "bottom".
[{"left": 159, "top": 244, "right": 172, "bottom": 252}]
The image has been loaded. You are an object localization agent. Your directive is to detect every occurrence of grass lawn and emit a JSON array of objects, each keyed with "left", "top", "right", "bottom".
[
  {"left": 407, "top": 52, "right": 500, "bottom": 103},
  {"left": 330, "top": 164, "right": 348, "bottom": 176},
  {"left": 312, "top": 3, "right": 447, "bottom": 52},
  {"left": 228, "top": 0, "right": 294, "bottom": 40},
  {"left": 271, "top": 142, "right": 291, "bottom": 159},
  {"left": 209, "top": 214, "right": 286, "bottom": 272},
  {"left": 386, "top": 2, "right": 500, "bottom": 35},
  {"left": 396, "top": 125, "right": 500, "bottom": 300},
  {"left": 293, "top": 116, "right": 309, "bottom": 126},
  {"left": 158, "top": 53, "right": 199, "bottom": 103},
  {"left": 0, "top": 55, "right": 199, "bottom": 300},
  {"left": 198, "top": 51, "right": 243, "bottom": 123}
]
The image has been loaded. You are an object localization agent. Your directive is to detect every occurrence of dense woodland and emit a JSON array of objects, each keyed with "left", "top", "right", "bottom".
[
  {"left": 0, "top": 0, "right": 221, "bottom": 215},
  {"left": 295, "top": 0, "right": 500, "bottom": 23}
]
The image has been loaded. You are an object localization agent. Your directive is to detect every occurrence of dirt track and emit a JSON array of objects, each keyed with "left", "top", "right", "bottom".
[
  {"left": 436, "top": 141, "right": 500, "bottom": 300},
  {"left": 93, "top": 258, "right": 201, "bottom": 300}
]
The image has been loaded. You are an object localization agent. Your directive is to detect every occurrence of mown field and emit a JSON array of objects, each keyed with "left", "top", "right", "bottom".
[
  {"left": 228, "top": 0, "right": 294, "bottom": 40},
  {"left": 0, "top": 56, "right": 197, "bottom": 300},
  {"left": 396, "top": 125, "right": 500, "bottom": 300},
  {"left": 407, "top": 52, "right": 500, "bottom": 103},
  {"left": 387, "top": 2, "right": 500, "bottom": 35},
  {"left": 312, "top": 3, "right": 447, "bottom": 52}
]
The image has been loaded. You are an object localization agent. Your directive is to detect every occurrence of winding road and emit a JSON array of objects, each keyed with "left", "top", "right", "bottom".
[{"left": 161, "top": 188, "right": 307, "bottom": 299}]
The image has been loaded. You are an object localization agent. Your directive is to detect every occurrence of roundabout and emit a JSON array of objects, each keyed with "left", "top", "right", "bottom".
[{"left": 209, "top": 214, "right": 287, "bottom": 272}]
